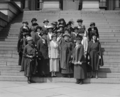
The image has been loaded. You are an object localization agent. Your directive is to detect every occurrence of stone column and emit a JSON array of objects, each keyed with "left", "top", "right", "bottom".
[
  {"left": 115, "top": 0, "right": 120, "bottom": 9},
  {"left": 82, "top": 0, "right": 100, "bottom": 11},
  {"left": 24, "top": 0, "right": 29, "bottom": 10}
]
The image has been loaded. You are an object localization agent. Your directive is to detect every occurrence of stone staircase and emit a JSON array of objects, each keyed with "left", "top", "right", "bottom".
[{"left": 0, "top": 10, "right": 120, "bottom": 83}]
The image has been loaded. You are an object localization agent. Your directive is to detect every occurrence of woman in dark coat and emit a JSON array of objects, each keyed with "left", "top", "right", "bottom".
[
  {"left": 32, "top": 26, "right": 42, "bottom": 45},
  {"left": 18, "top": 22, "right": 29, "bottom": 67},
  {"left": 37, "top": 32, "right": 49, "bottom": 77},
  {"left": 23, "top": 37, "right": 37, "bottom": 83},
  {"left": 30, "top": 18, "right": 39, "bottom": 38},
  {"left": 88, "top": 22, "right": 99, "bottom": 41},
  {"left": 72, "top": 35, "right": 87, "bottom": 84},
  {"left": 87, "top": 33, "right": 103, "bottom": 78},
  {"left": 59, "top": 30, "right": 73, "bottom": 77}
]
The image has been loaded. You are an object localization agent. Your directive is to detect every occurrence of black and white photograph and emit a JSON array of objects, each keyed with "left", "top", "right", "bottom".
[{"left": 0, "top": 0, "right": 120, "bottom": 97}]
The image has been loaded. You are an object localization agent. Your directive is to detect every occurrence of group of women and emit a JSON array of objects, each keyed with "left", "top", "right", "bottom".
[{"left": 17, "top": 18, "right": 104, "bottom": 84}]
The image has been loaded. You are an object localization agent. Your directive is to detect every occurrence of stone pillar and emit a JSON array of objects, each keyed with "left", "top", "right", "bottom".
[
  {"left": 82, "top": 0, "right": 100, "bottom": 11},
  {"left": 115, "top": 0, "right": 120, "bottom": 9},
  {"left": 24, "top": 0, "right": 29, "bottom": 10}
]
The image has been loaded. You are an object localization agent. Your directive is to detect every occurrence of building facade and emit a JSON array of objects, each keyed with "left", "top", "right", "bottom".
[{"left": 12, "top": 0, "right": 120, "bottom": 10}]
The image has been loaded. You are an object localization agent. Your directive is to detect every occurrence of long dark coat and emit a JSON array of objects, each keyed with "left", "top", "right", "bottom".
[
  {"left": 88, "top": 27, "right": 99, "bottom": 41},
  {"left": 37, "top": 38, "right": 49, "bottom": 76},
  {"left": 87, "top": 41, "right": 104, "bottom": 71},
  {"left": 17, "top": 37, "right": 27, "bottom": 66},
  {"left": 73, "top": 44, "right": 87, "bottom": 79},
  {"left": 23, "top": 44, "right": 37, "bottom": 77},
  {"left": 59, "top": 39, "right": 73, "bottom": 74},
  {"left": 30, "top": 23, "right": 39, "bottom": 38}
]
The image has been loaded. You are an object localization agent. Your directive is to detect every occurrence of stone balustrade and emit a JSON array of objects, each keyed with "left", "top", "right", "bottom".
[{"left": 0, "top": 0, "right": 23, "bottom": 22}]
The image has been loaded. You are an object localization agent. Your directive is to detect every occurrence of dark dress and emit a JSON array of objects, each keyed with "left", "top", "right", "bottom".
[
  {"left": 37, "top": 38, "right": 49, "bottom": 76},
  {"left": 18, "top": 26, "right": 30, "bottom": 41},
  {"left": 59, "top": 39, "right": 73, "bottom": 75},
  {"left": 88, "top": 27, "right": 99, "bottom": 41},
  {"left": 23, "top": 44, "right": 37, "bottom": 77},
  {"left": 73, "top": 44, "right": 87, "bottom": 79},
  {"left": 78, "top": 25, "right": 86, "bottom": 36},
  {"left": 30, "top": 23, "right": 39, "bottom": 39},
  {"left": 87, "top": 41, "right": 104, "bottom": 71}
]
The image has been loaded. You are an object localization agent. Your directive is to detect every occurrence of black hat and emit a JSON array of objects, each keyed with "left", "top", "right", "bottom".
[
  {"left": 92, "top": 33, "right": 97, "bottom": 37},
  {"left": 63, "top": 32, "right": 70, "bottom": 37},
  {"left": 35, "top": 26, "right": 42, "bottom": 31},
  {"left": 32, "top": 23, "right": 39, "bottom": 26},
  {"left": 22, "top": 21, "right": 28, "bottom": 25},
  {"left": 43, "top": 19, "right": 49, "bottom": 23},
  {"left": 51, "top": 21, "right": 57, "bottom": 25},
  {"left": 47, "top": 25, "right": 54, "bottom": 30},
  {"left": 31, "top": 18, "right": 37, "bottom": 23},
  {"left": 58, "top": 18, "right": 64, "bottom": 22},
  {"left": 41, "top": 31, "right": 47, "bottom": 36},
  {"left": 77, "top": 19, "right": 83, "bottom": 23},
  {"left": 90, "top": 22, "right": 95, "bottom": 26},
  {"left": 75, "top": 35, "right": 82, "bottom": 40},
  {"left": 74, "top": 26, "right": 79, "bottom": 30}
]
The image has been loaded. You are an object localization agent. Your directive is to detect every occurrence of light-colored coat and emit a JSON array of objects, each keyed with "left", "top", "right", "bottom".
[{"left": 49, "top": 40, "right": 59, "bottom": 59}]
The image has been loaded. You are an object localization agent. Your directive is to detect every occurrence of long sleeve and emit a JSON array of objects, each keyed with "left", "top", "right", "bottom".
[
  {"left": 78, "top": 46, "right": 84, "bottom": 62},
  {"left": 95, "top": 27, "right": 99, "bottom": 38}
]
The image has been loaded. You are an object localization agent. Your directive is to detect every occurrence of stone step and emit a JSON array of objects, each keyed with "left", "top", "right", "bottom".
[
  {"left": 99, "top": 68, "right": 120, "bottom": 73},
  {"left": 1, "top": 53, "right": 119, "bottom": 59},
  {"left": 0, "top": 44, "right": 120, "bottom": 49},
  {"left": 0, "top": 76, "right": 27, "bottom": 81},
  {"left": 0, "top": 72, "right": 24, "bottom": 76},
  {"left": 0, "top": 76, "right": 120, "bottom": 84}
]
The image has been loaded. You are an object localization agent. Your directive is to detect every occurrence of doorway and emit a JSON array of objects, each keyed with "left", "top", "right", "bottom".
[{"left": 62, "top": 0, "right": 82, "bottom": 10}]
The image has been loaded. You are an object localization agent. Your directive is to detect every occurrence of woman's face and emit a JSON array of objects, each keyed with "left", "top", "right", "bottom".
[
  {"left": 78, "top": 22, "right": 82, "bottom": 26},
  {"left": 48, "top": 28, "right": 53, "bottom": 32},
  {"left": 23, "top": 23, "right": 27, "bottom": 27},
  {"left": 92, "top": 35, "right": 97, "bottom": 41},
  {"left": 91, "top": 25, "right": 95, "bottom": 28},
  {"left": 61, "top": 20, "right": 64, "bottom": 24},
  {"left": 52, "top": 36, "right": 57, "bottom": 41},
  {"left": 32, "top": 21, "right": 37, "bottom": 24},
  {"left": 37, "top": 28, "right": 41, "bottom": 32},
  {"left": 44, "top": 22, "right": 48, "bottom": 25},
  {"left": 64, "top": 36, "right": 69, "bottom": 41},
  {"left": 74, "top": 29, "right": 78, "bottom": 33},
  {"left": 28, "top": 40, "right": 33, "bottom": 45},
  {"left": 76, "top": 40, "right": 81, "bottom": 44}
]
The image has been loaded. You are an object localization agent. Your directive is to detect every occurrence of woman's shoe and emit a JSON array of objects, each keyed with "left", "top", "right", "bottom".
[{"left": 27, "top": 80, "right": 31, "bottom": 84}]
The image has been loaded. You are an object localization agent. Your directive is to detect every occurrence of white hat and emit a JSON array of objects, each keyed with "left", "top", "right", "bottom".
[{"left": 26, "top": 36, "right": 33, "bottom": 41}]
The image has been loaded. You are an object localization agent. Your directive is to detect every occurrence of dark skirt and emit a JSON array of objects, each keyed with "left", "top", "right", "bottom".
[
  {"left": 21, "top": 56, "right": 26, "bottom": 71},
  {"left": 74, "top": 63, "right": 87, "bottom": 79},
  {"left": 90, "top": 50, "right": 99, "bottom": 71},
  {"left": 39, "top": 59, "right": 49, "bottom": 76},
  {"left": 24, "top": 58, "right": 36, "bottom": 77},
  {"left": 61, "top": 63, "right": 74, "bottom": 75}
]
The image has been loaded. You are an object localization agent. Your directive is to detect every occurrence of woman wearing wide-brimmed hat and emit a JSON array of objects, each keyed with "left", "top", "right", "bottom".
[
  {"left": 49, "top": 33, "right": 60, "bottom": 77},
  {"left": 72, "top": 35, "right": 87, "bottom": 84},
  {"left": 88, "top": 22, "right": 99, "bottom": 41},
  {"left": 23, "top": 36, "right": 38, "bottom": 84},
  {"left": 59, "top": 29, "right": 74, "bottom": 77},
  {"left": 42, "top": 19, "right": 49, "bottom": 31},
  {"left": 37, "top": 32, "right": 49, "bottom": 77},
  {"left": 30, "top": 18, "right": 39, "bottom": 41},
  {"left": 87, "top": 33, "right": 103, "bottom": 78}
]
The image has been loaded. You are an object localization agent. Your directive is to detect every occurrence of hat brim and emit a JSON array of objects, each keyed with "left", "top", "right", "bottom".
[{"left": 43, "top": 21, "right": 49, "bottom": 23}]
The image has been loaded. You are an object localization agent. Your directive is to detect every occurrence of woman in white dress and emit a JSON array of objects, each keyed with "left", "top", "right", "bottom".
[{"left": 49, "top": 33, "right": 59, "bottom": 77}]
